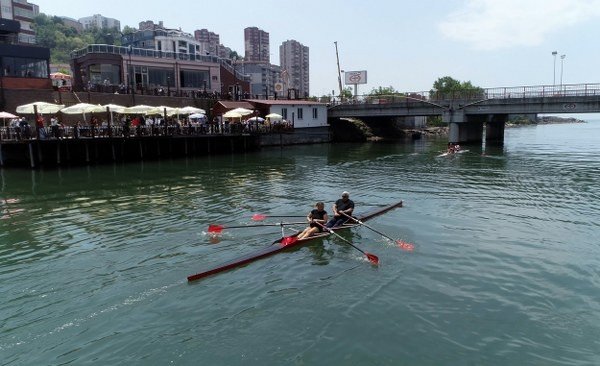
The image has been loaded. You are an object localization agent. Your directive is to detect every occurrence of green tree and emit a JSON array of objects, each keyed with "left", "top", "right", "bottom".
[
  {"left": 341, "top": 87, "right": 353, "bottom": 99},
  {"left": 33, "top": 13, "right": 139, "bottom": 63},
  {"left": 430, "top": 76, "right": 484, "bottom": 100},
  {"left": 122, "top": 26, "right": 136, "bottom": 35},
  {"left": 368, "top": 86, "right": 402, "bottom": 96}
]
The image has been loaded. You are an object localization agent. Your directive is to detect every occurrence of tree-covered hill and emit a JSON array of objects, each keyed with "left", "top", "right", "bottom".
[{"left": 33, "top": 13, "right": 130, "bottom": 64}]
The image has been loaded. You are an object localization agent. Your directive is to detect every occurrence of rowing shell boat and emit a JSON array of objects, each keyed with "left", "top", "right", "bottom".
[{"left": 187, "top": 200, "right": 403, "bottom": 282}]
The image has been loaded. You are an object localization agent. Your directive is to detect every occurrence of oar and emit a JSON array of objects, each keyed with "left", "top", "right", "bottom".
[
  {"left": 315, "top": 222, "right": 379, "bottom": 265},
  {"left": 340, "top": 212, "right": 414, "bottom": 251},
  {"left": 252, "top": 214, "right": 306, "bottom": 221},
  {"left": 208, "top": 221, "right": 306, "bottom": 234}
]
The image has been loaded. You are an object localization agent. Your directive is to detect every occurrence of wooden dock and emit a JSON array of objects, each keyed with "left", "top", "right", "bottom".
[{"left": 0, "top": 134, "right": 259, "bottom": 168}]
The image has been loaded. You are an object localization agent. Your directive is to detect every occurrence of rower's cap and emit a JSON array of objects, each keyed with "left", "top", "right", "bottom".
[{"left": 342, "top": 191, "right": 350, "bottom": 197}]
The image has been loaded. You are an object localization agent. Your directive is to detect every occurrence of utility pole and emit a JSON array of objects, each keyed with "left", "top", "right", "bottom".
[{"left": 334, "top": 41, "right": 343, "bottom": 100}]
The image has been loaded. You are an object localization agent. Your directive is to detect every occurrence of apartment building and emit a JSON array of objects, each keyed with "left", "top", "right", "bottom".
[
  {"left": 78, "top": 14, "right": 120, "bottom": 31},
  {"left": 0, "top": 0, "right": 38, "bottom": 44},
  {"left": 280, "top": 39, "right": 309, "bottom": 98},
  {"left": 244, "top": 27, "right": 269, "bottom": 63}
]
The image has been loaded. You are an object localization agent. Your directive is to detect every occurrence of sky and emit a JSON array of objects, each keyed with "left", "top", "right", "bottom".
[{"left": 32, "top": 0, "right": 600, "bottom": 98}]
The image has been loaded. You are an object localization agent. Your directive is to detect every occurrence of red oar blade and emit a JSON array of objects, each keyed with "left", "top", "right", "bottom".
[
  {"left": 366, "top": 252, "right": 379, "bottom": 265},
  {"left": 396, "top": 240, "right": 414, "bottom": 252},
  {"left": 208, "top": 224, "right": 224, "bottom": 233},
  {"left": 280, "top": 236, "right": 298, "bottom": 247},
  {"left": 251, "top": 214, "right": 267, "bottom": 221}
]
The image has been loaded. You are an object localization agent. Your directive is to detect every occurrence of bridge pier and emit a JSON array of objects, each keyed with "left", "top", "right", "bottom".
[
  {"left": 446, "top": 110, "right": 485, "bottom": 144},
  {"left": 486, "top": 114, "right": 507, "bottom": 143}
]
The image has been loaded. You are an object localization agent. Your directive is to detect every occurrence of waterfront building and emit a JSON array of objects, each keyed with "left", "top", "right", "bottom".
[
  {"left": 0, "top": 0, "right": 38, "bottom": 44},
  {"left": 0, "top": 17, "right": 51, "bottom": 90},
  {"left": 244, "top": 27, "right": 269, "bottom": 63},
  {"left": 78, "top": 14, "right": 120, "bottom": 31},
  {"left": 279, "top": 40, "right": 309, "bottom": 98},
  {"left": 70, "top": 21, "right": 249, "bottom": 97},
  {"left": 246, "top": 99, "right": 328, "bottom": 129}
]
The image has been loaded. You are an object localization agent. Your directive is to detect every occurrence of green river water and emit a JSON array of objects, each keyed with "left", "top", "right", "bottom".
[{"left": 1, "top": 121, "right": 599, "bottom": 365}]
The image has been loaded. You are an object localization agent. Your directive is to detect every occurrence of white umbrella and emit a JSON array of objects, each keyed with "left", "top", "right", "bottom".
[
  {"left": 0, "top": 111, "right": 17, "bottom": 119},
  {"left": 189, "top": 113, "right": 206, "bottom": 119},
  {"left": 97, "top": 104, "right": 127, "bottom": 125},
  {"left": 0, "top": 111, "right": 17, "bottom": 127},
  {"left": 245, "top": 116, "right": 265, "bottom": 122},
  {"left": 100, "top": 104, "right": 126, "bottom": 113},
  {"left": 229, "top": 107, "right": 253, "bottom": 116},
  {"left": 266, "top": 113, "right": 283, "bottom": 120},
  {"left": 146, "top": 106, "right": 177, "bottom": 116},
  {"left": 16, "top": 102, "right": 65, "bottom": 114},
  {"left": 177, "top": 106, "right": 206, "bottom": 115},
  {"left": 122, "top": 105, "right": 154, "bottom": 114},
  {"left": 50, "top": 72, "right": 72, "bottom": 80},
  {"left": 60, "top": 103, "right": 102, "bottom": 115},
  {"left": 223, "top": 111, "right": 243, "bottom": 119}
]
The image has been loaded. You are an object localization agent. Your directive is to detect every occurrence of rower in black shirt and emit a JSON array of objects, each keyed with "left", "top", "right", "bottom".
[
  {"left": 297, "top": 202, "right": 329, "bottom": 240},
  {"left": 326, "top": 191, "right": 355, "bottom": 228}
]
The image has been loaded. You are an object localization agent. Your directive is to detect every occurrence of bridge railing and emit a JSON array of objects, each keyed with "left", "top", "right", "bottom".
[{"left": 330, "top": 83, "right": 600, "bottom": 107}]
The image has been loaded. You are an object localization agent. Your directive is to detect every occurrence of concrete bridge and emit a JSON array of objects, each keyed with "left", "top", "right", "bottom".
[{"left": 328, "top": 83, "right": 600, "bottom": 144}]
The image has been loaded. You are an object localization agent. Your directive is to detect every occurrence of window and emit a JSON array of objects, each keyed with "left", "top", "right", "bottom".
[
  {"left": 180, "top": 69, "right": 209, "bottom": 88},
  {"left": 297, "top": 108, "right": 303, "bottom": 120},
  {"left": 281, "top": 108, "right": 287, "bottom": 119},
  {"left": 88, "top": 64, "right": 120, "bottom": 84},
  {"left": 148, "top": 68, "right": 175, "bottom": 87},
  {"left": 2, "top": 57, "right": 48, "bottom": 78},
  {"left": 312, "top": 108, "right": 318, "bottom": 119}
]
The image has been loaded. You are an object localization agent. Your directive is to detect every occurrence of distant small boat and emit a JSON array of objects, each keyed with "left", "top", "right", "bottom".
[{"left": 437, "top": 149, "right": 469, "bottom": 157}]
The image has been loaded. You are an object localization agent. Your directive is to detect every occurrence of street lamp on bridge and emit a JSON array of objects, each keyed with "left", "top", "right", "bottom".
[
  {"left": 560, "top": 54, "right": 566, "bottom": 93},
  {"left": 552, "top": 51, "right": 558, "bottom": 88}
]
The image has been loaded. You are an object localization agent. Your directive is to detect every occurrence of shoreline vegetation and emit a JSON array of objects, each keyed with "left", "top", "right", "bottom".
[
  {"left": 508, "top": 115, "right": 586, "bottom": 127},
  {"left": 335, "top": 116, "right": 586, "bottom": 142}
]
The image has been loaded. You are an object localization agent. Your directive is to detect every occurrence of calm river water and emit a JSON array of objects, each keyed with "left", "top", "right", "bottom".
[{"left": 1, "top": 121, "right": 599, "bottom": 365}]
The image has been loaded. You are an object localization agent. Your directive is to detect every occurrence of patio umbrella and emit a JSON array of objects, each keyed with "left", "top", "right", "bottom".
[
  {"left": 100, "top": 104, "right": 126, "bottom": 114},
  {"left": 98, "top": 104, "right": 127, "bottom": 126},
  {"left": 0, "top": 111, "right": 17, "bottom": 127},
  {"left": 245, "top": 116, "right": 265, "bottom": 123},
  {"left": 50, "top": 72, "right": 72, "bottom": 80},
  {"left": 177, "top": 106, "right": 206, "bottom": 115},
  {"left": 188, "top": 113, "right": 206, "bottom": 119},
  {"left": 60, "top": 103, "right": 103, "bottom": 125},
  {"left": 145, "top": 106, "right": 177, "bottom": 116},
  {"left": 16, "top": 102, "right": 65, "bottom": 115},
  {"left": 223, "top": 111, "right": 243, "bottom": 119},
  {"left": 229, "top": 107, "right": 253, "bottom": 116},
  {"left": 122, "top": 105, "right": 154, "bottom": 114},
  {"left": 0, "top": 111, "right": 17, "bottom": 119},
  {"left": 59, "top": 103, "right": 102, "bottom": 115},
  {"left": 266, "top": 113, "right": 283, "bottom": 120}
]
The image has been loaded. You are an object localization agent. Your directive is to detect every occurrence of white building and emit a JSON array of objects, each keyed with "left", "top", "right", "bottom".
[
  {"left": 78, "top": 14, "right": 120, "bottom": 31},
  {"left": 248, "top": 100, "right": 328, "bottom": 129}
]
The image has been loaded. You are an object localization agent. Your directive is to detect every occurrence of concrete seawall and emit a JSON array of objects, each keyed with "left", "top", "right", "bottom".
[{"left": 258, "top": 127, "right": 330, "bottom": 147}]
